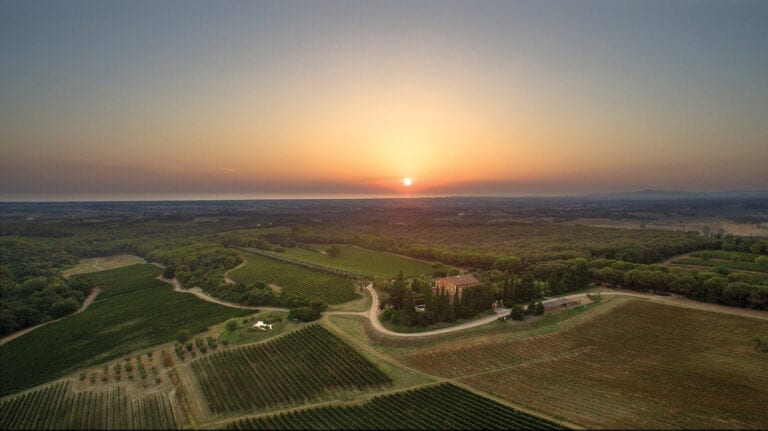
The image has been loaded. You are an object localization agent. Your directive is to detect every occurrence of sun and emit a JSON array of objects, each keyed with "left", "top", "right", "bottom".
[{"left": 403, "top": 177, "right": 412, "bottom": 187}]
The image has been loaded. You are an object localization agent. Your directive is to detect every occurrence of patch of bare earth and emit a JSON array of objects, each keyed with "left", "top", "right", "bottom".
[{"left": 402, "top": 299, "right": 768, "bottom": 429}]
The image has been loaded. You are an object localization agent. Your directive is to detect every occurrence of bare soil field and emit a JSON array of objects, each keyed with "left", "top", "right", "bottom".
[
  {"left": 561, "top": 217, "right": 768, "bottom": 238},
  {"left": 62, "top": 254, "right": 146, "bottom": 278},
  {"left": 401, "top": 298, "right": 768, "bottom": 429}
]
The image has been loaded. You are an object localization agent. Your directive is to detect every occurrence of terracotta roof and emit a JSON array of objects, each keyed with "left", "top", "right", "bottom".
[{"left": 435, "top": 274, "right": 481, "bottom": 286}]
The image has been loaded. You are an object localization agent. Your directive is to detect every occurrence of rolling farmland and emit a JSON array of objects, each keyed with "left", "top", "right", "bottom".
[
  {"left": 192, "top": 324, "right": 391, "bottom": 413},
  {"left": 0, "top": 265, "right": 249, "bottom": 395},
  {"left": 225, "top": 383, "right": 565, "bottom": 430},
  {"left": 228, "top": 252, "right": 359, "bottom": 304},
  {"left": 0, "top": 381, "right": 178, "bottom": 429},
  {"left": 402, "top": 299, "right": 768, "bottom": 429},
  {"left": 280, "top": 245, "right": 439, "bottom": 279}
]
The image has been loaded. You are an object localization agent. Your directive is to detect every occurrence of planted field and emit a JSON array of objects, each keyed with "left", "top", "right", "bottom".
[
  {"left": 0, "top": 264, "right": 249, "bottom": 396},
  {"left": 0, "top": 381, "right": 178, "bottom": 429},
  {"left": 192, "top": 324, "right": 391, "bottom": 413},
  {"left": 320, "top": 220, "right": 715, "bottom": 264},
  {"left": 673, "top": 256, "right": 768, "bottom": 273},
  {"left": 690, "top": 250, "right": 764, "bottom": 262},
  {"left": 228, "top": 252, "right": 358, "bottom": 304},
  {"left": 403, "top": 299, "right": 768, "bottom": 429},
  {"left": 61, "top": 254, "right": 146, "bottom": 278},
  {"left": 226, "top": 383, "right": 564, "bottom": 430},
  {"left": 280, "top": 245, "right": 439, "bottom": 278}
]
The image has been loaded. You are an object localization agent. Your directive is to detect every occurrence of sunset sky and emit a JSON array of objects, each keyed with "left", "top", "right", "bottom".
[{"left": 1, "top": 0, "right": 767, "bottom": 200}]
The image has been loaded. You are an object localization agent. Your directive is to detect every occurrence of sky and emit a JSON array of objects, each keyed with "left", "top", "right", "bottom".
[{"left": 1, "top": 0, "right": 767, "bottom": 201}]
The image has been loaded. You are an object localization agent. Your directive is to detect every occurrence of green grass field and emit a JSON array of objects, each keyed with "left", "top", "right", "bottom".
[
  {"left": 225, "top": 383, "right": 565, "bottom": 430},
  {"left": 0, "top": 264, "right": 249, "bottom": 396},
  {"left": 279, "top": 245, "right": 439, "bottom": 278},
  {"left": 690, "top": 250, "right": 763, "bottom": 262},
  {"left": 228, "top": 252, "right": 359, "bottom": 304},
  {"left": 674, "top": 256, "right": 768, "bottom": 272}
]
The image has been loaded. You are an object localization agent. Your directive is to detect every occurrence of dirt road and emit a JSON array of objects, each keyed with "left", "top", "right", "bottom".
[
  {"left": 156, "top": 275, "right": 287, "bottom": 313},
  {"left": 592, "top": 287, "right": 768, "bottom": 321},
  {"left": 223, "top": 258, "right": 248, "bottom": 285},
  {"left": 0, "top": 287, "right": 102, "bottom": 345},
  {"left": 361, "top": 284, "right": 510, "bottom": 338}
]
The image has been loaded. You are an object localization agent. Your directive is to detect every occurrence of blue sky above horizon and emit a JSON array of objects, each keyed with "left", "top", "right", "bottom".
[{"left": 1, "top": 0, "right": 767, "bottom": 200}]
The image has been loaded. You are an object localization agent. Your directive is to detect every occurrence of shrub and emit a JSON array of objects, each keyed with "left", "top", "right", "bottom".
[
  {"left": 207, "top": 336, "right": 218, "bottom": 349},
  {"left": 380, "top": 308, "right": 394, "bottom": 321},
  {"left": 225, "top": 318, "right": 242, "bottom": 332},
  {"left": 509, "top": 305, "right": 525, "bottom": 321},
  {"left": 175, "top": 329, "right": 191, "bottom": 344},
  {"left": 185, "top": 342, "right": 194, "bottom": 352}
]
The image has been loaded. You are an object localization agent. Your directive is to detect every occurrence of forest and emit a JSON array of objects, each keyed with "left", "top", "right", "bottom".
[{"left": 1, "top": 198, "right": 767, "bottom": 336}]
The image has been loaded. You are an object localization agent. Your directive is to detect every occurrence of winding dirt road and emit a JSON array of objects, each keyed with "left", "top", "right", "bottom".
[
  {"left": 223, "top": 258, "right": 248, "bottom": 285},
  {"left": 7, "top": 260, "right": 765, "bottom": 346},
  {"left": 0, "top": 287, "right": 102, "bottom": 346},
  {"left": 155, "top": 275, "right": 287, "bottom": 313}
]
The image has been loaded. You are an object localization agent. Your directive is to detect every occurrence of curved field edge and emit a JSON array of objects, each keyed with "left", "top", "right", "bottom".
[
  {"left": 221, "top": 383, "right": 567, "bottom": 430},
  {"left": 0, "top": 264, "right": 250, "bottom": 396},
  {"left": 61, "top": 254, "right": 147, "bottom": 278},
  {"left": 277, "top": 244, "right": 441, "bottom": 279},
  {"left": 227, "top": 251, "right": 360, "bottom": 304}
]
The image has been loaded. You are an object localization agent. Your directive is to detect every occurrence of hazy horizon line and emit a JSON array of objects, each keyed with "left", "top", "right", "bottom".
[{"left": 3, "top": 188, "right": 768, "bottom": 204}]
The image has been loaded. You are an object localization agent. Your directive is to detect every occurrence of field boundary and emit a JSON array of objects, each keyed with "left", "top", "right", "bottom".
[
  {"left": 0, "top": 287, "right": 102, "bottom": 346},
  {"left": 234, "top": 246, "right": 369, "bottom": 281}
]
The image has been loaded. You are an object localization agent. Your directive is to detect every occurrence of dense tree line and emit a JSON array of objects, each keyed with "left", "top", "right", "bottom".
[
  {"left": 0, "top": 239, "right": 95, "bottom": 336},
  {"left": 314, "top": 221, "right": 719, "bottom": 268},
  {"left": 137, "top": 240, "right": 242, "bottom": 292},
  {"left": 591, "top": 259, "right": 768, "bottom": 309},
  {"left": 721, "top": 236, "right": 768, "bottom": 254},
  {"left": 208, "top": 280, "right": 311, "bottom": 309}
]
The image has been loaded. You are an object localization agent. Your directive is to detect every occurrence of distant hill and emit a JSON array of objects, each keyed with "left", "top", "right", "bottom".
[{"left": 585, "top": 189, "right": 768, "bottom": 200}]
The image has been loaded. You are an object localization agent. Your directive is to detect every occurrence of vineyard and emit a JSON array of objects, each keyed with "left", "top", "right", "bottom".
[
  {"left": 279, "top": 244, "right": 439, "bottom": 279},
  {"left": 228, "top": 252, "right": 359, "bottom": 304},
  {"left": 0, "top": 264, "right": 249, "bottom": 396},
  {"left": 0, "top": 381, "right": 179, "bottom": 429},
  {"left": 403, "top": 299, "right": 768, "bottom": 429},
  {"left": 225, "top": 383, "right": 565, "bottom": 430},
  {"left": 192, "top": 324, "right": 391, "bottom": 413}
]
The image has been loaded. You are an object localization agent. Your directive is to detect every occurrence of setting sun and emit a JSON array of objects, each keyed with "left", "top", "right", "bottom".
[{"left": 403, "top": 178, "right": 412, "bottom": 187}]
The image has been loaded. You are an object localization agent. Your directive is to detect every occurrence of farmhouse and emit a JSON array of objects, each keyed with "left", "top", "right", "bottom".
[{"left": 434, "top": 274, "right": 481, "bottom": 297}]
